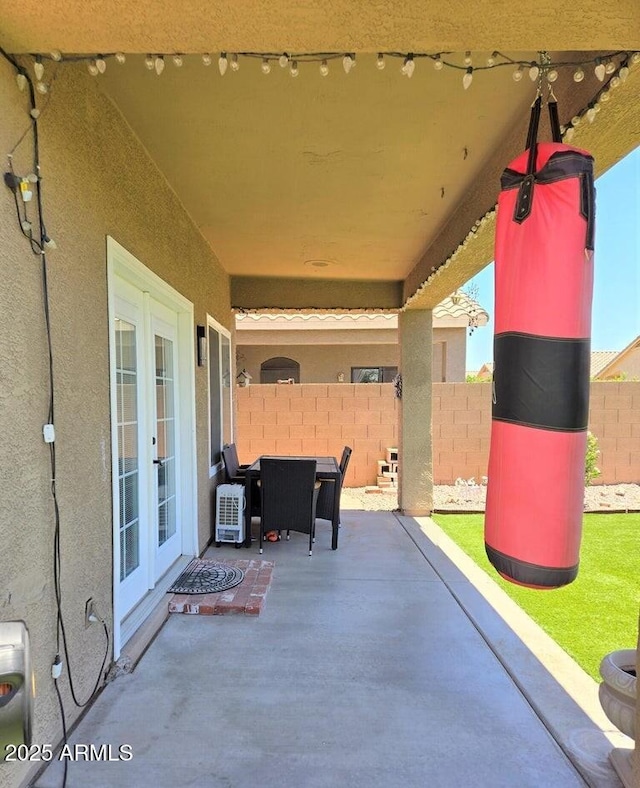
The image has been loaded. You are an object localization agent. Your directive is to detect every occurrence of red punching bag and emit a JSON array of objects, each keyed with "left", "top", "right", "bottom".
[{"left": 484, "top": 97, "right": 595, "bottom": 589}]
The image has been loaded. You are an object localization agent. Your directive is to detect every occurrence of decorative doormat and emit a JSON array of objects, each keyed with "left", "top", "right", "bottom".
[
  {"left": 169, "top": 559, "right": 273, "bottom": 616},
  {"left": 168, "top": 559, "right": 245, "bottom": 595}
]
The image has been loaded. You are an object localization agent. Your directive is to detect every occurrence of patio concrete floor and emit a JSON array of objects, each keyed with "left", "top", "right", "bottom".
[{"left": 35, "top": 511, "right": 628, "bottom": 788}]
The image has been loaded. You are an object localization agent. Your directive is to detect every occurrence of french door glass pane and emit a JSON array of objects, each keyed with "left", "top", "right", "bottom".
[
  {"left": 155, "top": 334, "right": 177, "bottom": 546},
  {"left": 208, "top": 327, "right": 221, "bottom": 467},
  {"left": 115, "top": 319, "right": 140, "bottom": 581},
  {"left": 221, "top": 334, "right": 232, "bottom": 447}
]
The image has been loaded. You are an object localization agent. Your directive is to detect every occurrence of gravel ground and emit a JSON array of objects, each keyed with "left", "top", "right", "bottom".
[{"left": 340, "top": 483, "right": 640, "bottom": 513}]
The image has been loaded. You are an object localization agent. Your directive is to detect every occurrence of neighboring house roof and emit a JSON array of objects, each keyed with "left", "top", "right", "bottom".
[
  {"left": 590, "top": 350, "right": 619, "bottom": 378},
  {"left": 594, "top": 335, "right": 640, "bottom": 379},
  {"left": 236, "top": 293, "right": 489, "bottom": 331},
  {"left": 474, "top": 338, "right": 640, "bottom": 380},
  {"left": 476, "top": 362, "right": 494, "bottom": 379}
]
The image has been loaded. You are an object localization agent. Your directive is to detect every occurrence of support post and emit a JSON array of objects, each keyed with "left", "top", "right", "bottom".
[{"left": 398, "top": 309, "right": 433, "bottom": 516}]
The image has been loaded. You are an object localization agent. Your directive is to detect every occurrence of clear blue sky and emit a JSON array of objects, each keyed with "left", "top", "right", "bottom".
[{"left": 466, "top": 146, "right": 640, "bottom": 371}]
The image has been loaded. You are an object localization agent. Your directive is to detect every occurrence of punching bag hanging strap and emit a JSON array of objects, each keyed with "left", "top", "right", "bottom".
[
  {"left": 514, "top": 97, "right": 542, "bottom": 223},
  {"left": 548, "top": 100, "right": 562, "bottom": 143}
]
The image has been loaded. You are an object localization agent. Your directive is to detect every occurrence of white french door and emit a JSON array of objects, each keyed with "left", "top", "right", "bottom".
[
  {"left": 108, "top": 238, "right": 197, "bottom": 655},
  {"left": 151, "top": 305, "right": 182, "bottom": 578}
]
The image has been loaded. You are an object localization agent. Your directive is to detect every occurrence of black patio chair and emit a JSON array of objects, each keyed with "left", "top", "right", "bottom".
[
  {"left": 316, "top": 446, "right": 352, "bottom": 525},
  {"left": 222, "top": 443, "right": 260, "bottom": 516},
  {"left": 259, "top": 458, "right": 320, "bottom": 556},
  {"left": 222, "top": 443, "right": 249, "bottom": 483}
]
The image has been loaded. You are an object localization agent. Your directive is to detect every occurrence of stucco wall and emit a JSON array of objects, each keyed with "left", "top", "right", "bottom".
[
  {"left": 0, "top": 57, "right": 230, "bottom": 783},
  {"left": 235, "top": 382, "right": 640, "bottom": 487},
  {"left": 236, "top": 327, "right": 466, "bottom": 383},
  {"left": 239, "top": 344, "right": 399, "bottom": 384}
]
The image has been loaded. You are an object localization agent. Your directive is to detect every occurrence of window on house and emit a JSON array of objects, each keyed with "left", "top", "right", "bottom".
[
  {"left": 260, "top": 356, "right": 300, "bottom": 383},
  {"left": 208, "top": 318, "right": 232, "bottom": 474},
  {"left": 351, "top": 366, "right": 398, "bottom": 383}
]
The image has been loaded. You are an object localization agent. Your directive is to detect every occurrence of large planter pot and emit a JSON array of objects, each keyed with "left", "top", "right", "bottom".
[{"left": 598, "top": 649, "right": 636, "bottom": 740}]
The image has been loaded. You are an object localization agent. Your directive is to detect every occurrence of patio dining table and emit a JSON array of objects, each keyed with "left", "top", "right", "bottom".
[{"left": 243, "top": 455, "right": 341, "bottom": 549}]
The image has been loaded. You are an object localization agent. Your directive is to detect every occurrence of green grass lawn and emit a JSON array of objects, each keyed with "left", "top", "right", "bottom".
[{"left": 431, "top": 513, "right": 640, "bottom": 680}]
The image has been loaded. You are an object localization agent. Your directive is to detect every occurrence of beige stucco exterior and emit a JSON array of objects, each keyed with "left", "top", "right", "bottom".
[
  {"left": 236, "top": 326, "right": 467, "bottom": 384},
  {"left": 0, "top": 58, "right": 231, "bottom": 783}
]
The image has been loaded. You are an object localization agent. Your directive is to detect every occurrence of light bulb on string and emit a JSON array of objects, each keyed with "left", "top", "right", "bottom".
[
  {"left": 202, "top": 53, "right": 212, "bottom": 66},
  {"left": 376, "top": 53, "right": 385, "bottom": 70},
  {"left": 609, "top": 75, "right": 621, "bottom": 89},
  {"left": 571, "top": 115, "right": 581, "bottom": 127},
  {"left": 30, "top": 108, "right": 40, "bottom": 119},
  {"left": 598, "top": 90, "right": 610, "bottom": 103},
  {"left": 402, "top": 55, "right": 415, "bottom": 78},
  {"left": 343, "top": 54, "right": 354, "bottom": 74},
  {"left": 529, "top": 63, "right": 539, "bottom": 81},
  {"left": 16, "top": 72, "right": 27, "bottom": 91},
  {"left": 88, "top": 60, "right": 99, "bottom": 76},
  {"left": 618, "top": 65, "right": 629, "bottom": 82},
  {"left": 230, "top": 54, "right": 239, "bottom": 72},
  {"left": 34, "top": 56, "right": 44, "bottom": 81},
  {"left": 173, "top": 54, "right": 183, "bottom": 67},
  {"left": 487, "top": 51, "right": 498, "bottom": 67},
  {"left": 594, "top": 59, "right": 606, "bottom": 81},
  {"left": 36, "top": 81, "right": 48, "bottom": 94},
  {"left": 145, "top": 55, "right": 154, "bottom": 70},
  {"left": 154, "top": 56, "right": 165, "bottom": 75},
  {"left": 290, "top": 60, "right": 299, "bottom": 77},
  {"left": 96, "top": 56, "right": 107, "bottom": 74},
  {"left": 261, "top": 58, "right": 271, "bottom": 74},
  {"left": 586, "top": 106, "right": 597, "bottom": 123},
  {"left": 464, "top": 51, "right": 472, "bottom": 66},
  {"left": 434, "top": 55, "right": 443, "bottom": 71},
  {"left": 21, "top": 220, "right": 32, "bottom": 233},
  {"left": 463, "top": 67, "right": 473, "bottom": 89},
  {"left": 512, "top": 65, "right": 524, "bottom": 82},
  {"left": 631, "top": 52, "right": 640, "bottom": 65},
  {"left": 115, "top": 52, "right": 126, "bottom": 64},
  {"left": 50, "top": 50, "right": 62, "bottom": 62},
  {"left": 218, "top": 53, "right": 227, "bottom": 74},
  {"left": 279, "top": 54, "right": 289, "bottom": 68},
  {"left": 320, "top": 59, "right": 329, "bottom": 76},
  {"left": 565, "top": 126, "right": 575, "bottom": 142},
  {"left": 546, "top": 68, "right": 558, "bottom": 83},
  {"left": 43, "top": 236, "right": 57, "bottom": 250},
  {"left": 573, "top": 67, "right": 584, "bottom": 82},
  {"left": 605, "top": 60, "right": 616, "bottom": 74}
]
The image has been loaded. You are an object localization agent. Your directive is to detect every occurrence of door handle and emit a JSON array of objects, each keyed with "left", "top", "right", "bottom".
[{"left": 153, "top": 458, "right": 164, "bottom": 467}]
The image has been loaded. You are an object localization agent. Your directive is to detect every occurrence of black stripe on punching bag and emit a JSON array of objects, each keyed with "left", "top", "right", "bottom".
[
  {"left": 493, "top": 333, "right": 590, "bottom": 431},
  {"left": 485, "top": 544, "right": 578, "bottom": 588}
]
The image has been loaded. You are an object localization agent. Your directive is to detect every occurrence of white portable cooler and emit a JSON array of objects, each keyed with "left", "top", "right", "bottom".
[{"left": 215, "top": 484, "right": 245, "bottom": 546}]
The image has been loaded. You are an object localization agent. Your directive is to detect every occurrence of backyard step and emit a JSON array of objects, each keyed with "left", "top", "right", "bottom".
[{"left": 169, "top": 558, "right": 273, "bottom": 616}]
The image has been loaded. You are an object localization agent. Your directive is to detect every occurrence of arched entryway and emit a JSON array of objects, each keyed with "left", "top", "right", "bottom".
[{"left": 260, "top": 356, "right": 300, "bottom": 384}]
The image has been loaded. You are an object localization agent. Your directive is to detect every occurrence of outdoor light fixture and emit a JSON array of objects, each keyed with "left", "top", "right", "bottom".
[
  {"left": 196, "top": 325, "right": 207, "bottom": 367},
  {"left": 451, "top": 291, "right": 462, "bottom": 305}
]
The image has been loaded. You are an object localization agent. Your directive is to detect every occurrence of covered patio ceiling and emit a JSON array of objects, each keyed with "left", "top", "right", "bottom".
[{"left": 2, "top": 1, "right": 639, "bottom": 309}]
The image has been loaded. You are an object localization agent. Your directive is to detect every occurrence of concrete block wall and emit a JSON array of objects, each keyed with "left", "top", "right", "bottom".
[
  {"left": 431, "top": 382, "right": 492, "bottom": 484},
  {"left": 236, "top": 381, "right": 640, "bottom": 486},
  {"left": 235, "top": 383, "right": 398, "bottom": 487},
  {"left": 588, "top": 381, "right": 640, "bottom": 484},
  {"left": 432, "top": 381, "right": 640, "bottom": 485}
]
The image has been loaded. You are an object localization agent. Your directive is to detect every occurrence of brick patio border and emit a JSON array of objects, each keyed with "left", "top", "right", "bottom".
[{"left": 168, "top": 559, "right": 274, "bottom": 616}]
